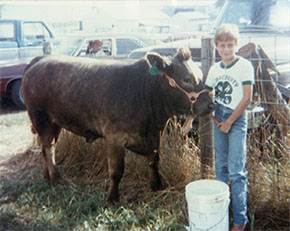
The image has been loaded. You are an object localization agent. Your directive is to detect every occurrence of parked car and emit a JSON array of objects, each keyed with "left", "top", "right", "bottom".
[
  {"left": 128, "top": 38, "right": 203, "bottom": 61},
  {"left": 60, "top": 33, "right": 164, "bottom": 59}
]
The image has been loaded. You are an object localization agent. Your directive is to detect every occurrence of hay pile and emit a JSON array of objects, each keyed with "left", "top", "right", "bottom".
[{"left": 53, "top": 118, "right": 204, "bottom": 202}]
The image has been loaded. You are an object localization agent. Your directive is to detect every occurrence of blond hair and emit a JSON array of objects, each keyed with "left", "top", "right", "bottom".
[{"left": 214, "top": 24, "right": 239, "bottom": 45}]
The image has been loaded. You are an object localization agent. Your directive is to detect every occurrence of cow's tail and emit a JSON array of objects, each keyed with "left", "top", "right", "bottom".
[{"left": 23, "top": 56, "right": 45, "bottom": 74}]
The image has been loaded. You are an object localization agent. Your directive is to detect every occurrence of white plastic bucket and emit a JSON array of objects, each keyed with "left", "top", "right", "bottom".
[{"left": 185, "top": 179, "right": 230, "bottom": 231}]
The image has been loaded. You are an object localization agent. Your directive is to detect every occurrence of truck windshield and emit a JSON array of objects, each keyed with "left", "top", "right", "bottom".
[{"left": 214, "top": 0, "right": 290, "bottom": 33}]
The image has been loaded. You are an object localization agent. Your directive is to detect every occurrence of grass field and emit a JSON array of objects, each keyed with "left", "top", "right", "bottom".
[{"left": 0, "top": 104, "right": 289, "bottom": 231}]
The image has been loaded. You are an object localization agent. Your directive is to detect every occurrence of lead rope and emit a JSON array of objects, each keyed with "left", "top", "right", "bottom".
[
  {"left": 163, "top": 74, "right": 220, "bottom": 131},
  {"left": 164, "top": 74, "right": 208, "bottom": 107},
  {"left": 148, "top": 61, "right": 207, "bottom": 103}
]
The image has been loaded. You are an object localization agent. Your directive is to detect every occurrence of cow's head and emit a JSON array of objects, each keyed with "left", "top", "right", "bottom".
[{"left": 146, "top": 48, "right": 215, "bottom": 116}]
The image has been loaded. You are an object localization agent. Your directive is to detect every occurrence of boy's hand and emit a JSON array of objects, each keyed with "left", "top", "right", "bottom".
[
  {"left": 211, "top": 114, "right": 232, "bottom": 133},
  {"left": 219, "top": 121, "right": 232, "bottom": 133}
]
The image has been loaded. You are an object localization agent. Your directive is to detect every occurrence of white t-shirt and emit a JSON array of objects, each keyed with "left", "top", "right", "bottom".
[{"left": 205, "top": 57, "right": 254, "bottom": 110}]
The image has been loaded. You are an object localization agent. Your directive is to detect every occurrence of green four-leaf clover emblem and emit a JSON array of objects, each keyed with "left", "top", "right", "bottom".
[{"left": 216, "top": 81, "right": 232, "bottom": 105}]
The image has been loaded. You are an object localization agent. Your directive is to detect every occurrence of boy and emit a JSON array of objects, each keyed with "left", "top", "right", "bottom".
[{"left": 205, "top": 24, "right": 254, "bottom": 231}]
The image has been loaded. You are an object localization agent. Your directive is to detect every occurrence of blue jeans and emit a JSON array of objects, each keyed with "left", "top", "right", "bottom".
[{"left": 214, "top": 103, "right": 248, "bottom": 226}]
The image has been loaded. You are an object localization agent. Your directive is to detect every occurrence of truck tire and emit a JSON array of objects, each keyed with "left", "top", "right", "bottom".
[{"left": 10, "top": 80, "right": 26, "bottom": 110}]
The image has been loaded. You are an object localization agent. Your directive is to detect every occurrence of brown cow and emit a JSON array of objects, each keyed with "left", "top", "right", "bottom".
[{"left": 22, "top": 48, "right": 215, "bottom": 203}]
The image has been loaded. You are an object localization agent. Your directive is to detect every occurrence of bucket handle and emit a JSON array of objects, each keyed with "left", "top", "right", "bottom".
[{"left": 189, "top": 199, "right": 230, "bottom": 231}]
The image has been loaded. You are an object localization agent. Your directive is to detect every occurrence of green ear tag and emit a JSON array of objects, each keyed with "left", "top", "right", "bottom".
[{"left": 149, "top": 61, "right": 158, "bottom": 75}]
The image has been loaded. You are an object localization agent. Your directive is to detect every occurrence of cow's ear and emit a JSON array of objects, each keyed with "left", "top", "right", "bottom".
[
  {"left": 146, "top": 52, "right": 170, "bottom": 73},
  {"left": 174, "top": 47, "right": 191, "bottom": 61}
]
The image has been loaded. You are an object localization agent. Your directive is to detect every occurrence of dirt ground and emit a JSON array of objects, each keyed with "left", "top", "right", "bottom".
[{"left": 0, "top": 99, "right": 34, "bottom": 174}]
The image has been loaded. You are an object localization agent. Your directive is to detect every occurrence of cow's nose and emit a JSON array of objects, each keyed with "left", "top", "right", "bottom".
[{"left": 208, "top": 102, "right": 216, "bottom": 111}]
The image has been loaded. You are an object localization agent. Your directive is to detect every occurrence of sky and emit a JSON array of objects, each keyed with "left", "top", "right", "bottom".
[
  {"left": 0, "top": 0, "right": 217, "bottom": 33},
  {"left": 0, "top": 0, "right": 216, "bottom": 21}
]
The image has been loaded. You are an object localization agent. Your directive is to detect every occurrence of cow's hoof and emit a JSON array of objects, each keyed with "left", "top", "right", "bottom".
[
  {"left": 42, "top": 168, "right": 50, "bottom": 182},
  {"left": 50, "top": 176, "right": 60, "bottom": 186},
  {"left": 106, "top": 193, "right": 120, "bottom": 205},
  {"left": 151, "top": 182, "right": 166, "bottom": 192},
  {"left": 107, "top": 199, "right": 121, "bottom": 207},
  {"left": 49, "top": 170, "right": 61, "bottom": 186}
]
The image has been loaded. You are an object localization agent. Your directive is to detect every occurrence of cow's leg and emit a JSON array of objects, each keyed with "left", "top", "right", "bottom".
[
  {"left": 147, "top": 150, "right": 163, "bottom": 191},
  {"left": 38, "top": 123, "right": 61, "bottom": 185},
  {"left": 40, "top": 142, "right": 50, "bottom": 181},
  {"left": 106, "top": 145, "right": 125, "bottom": 203},
  {"left": 28, "top": 108, "right": 61, "bottom": 185}
]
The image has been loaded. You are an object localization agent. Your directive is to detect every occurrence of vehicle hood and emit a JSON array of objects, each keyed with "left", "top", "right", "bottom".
[
  {"left": 0, "top": 58, "right": 31, "bottom": 77},
  {"left": 0, "top": 58, "right": 32, "bottom": 67},
  {"left": 130, "top": 33, "right": 289, "bottom": 66}
]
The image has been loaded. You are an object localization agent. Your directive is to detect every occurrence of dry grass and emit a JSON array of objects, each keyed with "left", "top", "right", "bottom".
[
  {"left": 28, "top": 116, "right": 287, "bottom": 229},
  {"left": 1, "top": 108, "right": 289, "bottom": 230},
  {"left": 54, "top": 118, "right": 203, "bottom": 202},
  {"left": 246, "top": 120, "right": 290, "bottom": 230},
  {"left": 53, "top": 116, "right": 289, "bottom": 230}
]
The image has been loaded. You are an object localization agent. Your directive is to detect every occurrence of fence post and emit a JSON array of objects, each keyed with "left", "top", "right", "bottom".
[{"left": 199, "top": 37, "right": 215, "bottom": 178}]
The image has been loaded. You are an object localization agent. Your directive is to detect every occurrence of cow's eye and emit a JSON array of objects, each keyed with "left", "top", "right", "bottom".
[{"left": 185, "top": 78, "right": 191, "bottom": 84}]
